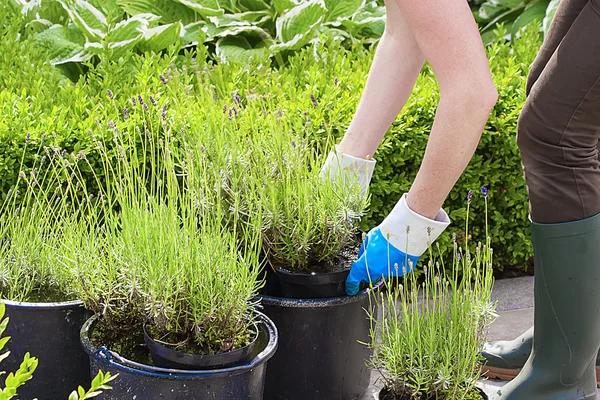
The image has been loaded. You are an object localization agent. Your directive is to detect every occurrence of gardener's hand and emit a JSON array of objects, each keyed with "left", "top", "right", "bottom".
[
  {"left": 319, "top": 145, "right": 376, "bottom": 197},
  {"left": 345, "top": 194, "right": 450, "bottom": 296}
]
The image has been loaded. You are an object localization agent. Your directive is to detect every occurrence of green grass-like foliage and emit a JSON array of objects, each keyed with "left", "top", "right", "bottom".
[
  {"left": 1, "top": 3, "right": 543, "bottom": 275},
  {"left": 368, "top": 193, "right": 497, "bottom": 399}
]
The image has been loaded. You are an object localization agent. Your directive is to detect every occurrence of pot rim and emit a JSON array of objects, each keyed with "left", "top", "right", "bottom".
[
  {"left": 80, "top": 310, "right": 278, "bottom": 379},
  {"left": 377, "top": 386, "right": 488, "bottom": 400},
  {"left": 258, "top": 278, "right": 384, "bottom": 307},
  {"left": 1, "top": 298, "right": 84, "bottom": 310}
]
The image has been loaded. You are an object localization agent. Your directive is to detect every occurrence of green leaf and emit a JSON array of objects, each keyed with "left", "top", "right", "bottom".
[
  {"left": 238, "top": 0, "right": 270, "bottom": 12},
  {"left": 324, "top": 0, "right": 364, "bottom": 22},
  {"left": 171, "top": 0, "right": 224, "bottom": 17},
  {"left": 116, "top": 0, "right": 198, "bottom": 24},
  {"left": 543, "top": 0, "right": 560, "bottom": 35},
  {"left": 511, "top": 0, "right": 549, "bottom": 32},
  {"left": 137, "top": 21, "right": 182, "bottom": 52},
  {"left": 271, "top": 0, "right": 298, "bottom": 15},
  {"left": 215, "top": 35, "right": 272, "bottom": 64},
  {"left": 88, "top": 0, "right": 122, "bottom": 16},
  {"left": 33, "top": 24, "right": 90, "bottom": 65},
  {"left": 207, "top": 11, "right": 270, "bottom": 27},
  {"left": 274, "top": 0, "right": 326, "bottom": 51},
  {"left": 181, "top": 20, "right": 206, "bottom": 45},
  {"left": 57, "top": 0, "right": 108, "bottom": 40},
  {"left": 203, "top": 24, "right": 270, "bottom": 41}
]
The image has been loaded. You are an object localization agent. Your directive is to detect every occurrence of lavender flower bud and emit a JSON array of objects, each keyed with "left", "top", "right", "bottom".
[
  {"left": 138, "top": 94, "right": 144, "bottom": 105},
  {"left": 143, "top": 102, "right": 148, "bottom": 111},
  {"left": 123, "top": 107, "right": 129, "bottom": 120},
  {"left": 467, "top": 189, "right": 473, "bottom": 204},
  {"left": 40, "top": 155, "right": 46, "bottom": 165},
  {"left": 41, "top": 133, "right": 46, "bottom": 142},
  {"left": 310, "top": 94, "right": 318, "bottom": 107},
  {"left": 233, "top": 93, "right": 242, "bottom": 104},
  {"left": 25, "top": 132, "right": 30, "bottom": 144},
  {"left": 107, "top": 89, "right": 114, "bottom": 100},
  {"left": 162, "top": 111, "right": 166, "bottom": 121},
  {"left": 150, "top": 96, "right": 157, "bottom": 107},
  {"left": 61, "top": 149, "right": 66, "bottom": 157},
  {"left": 482, "top": 186, "right": 488, "bottom": 197},
  {"left": 131, "top": 96, "right": 137, "bottom": 107},
  {"left": 160, "top": 75, "right": 167, "bottom": 85},
  {"left": 223, "top": 104, "right": 228, "bottom": 114}
]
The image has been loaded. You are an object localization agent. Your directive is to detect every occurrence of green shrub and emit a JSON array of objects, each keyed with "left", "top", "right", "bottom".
[{"left": 0, "top": 19, "right": 542, "bottom": 272}]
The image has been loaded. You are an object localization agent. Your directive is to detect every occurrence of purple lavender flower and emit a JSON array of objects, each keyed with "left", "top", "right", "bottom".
[
  {"left": 25, "top": 132, "right": 30, "bottom": 144},
  {"left": 334, "top": 77, "right": 339, "bottom": 86},
  {"left": 131, "top": 96, "right": 137, "bottom": 107},
  {"left": 310, "top": 94, "right": 318, "bottom": 107},
  {"left": 61, "top": 149, "right": 67, "bottom": 157},
  {"left": 223, "top": 104, "right": 228, "bottom": 114},
  {"left": 163, "top": 102, "right": 168, "bottom": 112},
  {"left": 162, "top": 111, "right": 167, "bottom": 121},
  {"left": 40, "top": 155, "right": 46, "bottom": 165},
  {"left": 482, "top": 186, "right": 488, "bottom": 197},
  {"left": 143, "top": 102, "right": 148, "bottom": 111},
  {"left": 108, "top": 121, "right": 116, "bottom": 130},
  {"left": 233, "top": 93, "right": 242, "bottom": 104},
  {"left": 291, "top": 140, "right": 296, "bottom": 149},
  {"left": 138, "top": 94, "right": 144, "bottom": 105},
  {"left": 150, "top": 96, "right": 157, "bottom": 107},
  {"left": 123, "top": 107, "right": 129, "bottom": 120},
  {"left": 467, "top": 189, "right": 473, "bottom": 204},
  {"left": 160, "top": 75, "right": 167, "bottom": 85},
  {"left": 107, "top": 89, "right": 114, "bottom": 100},
  {"left": 41, "top": 133, "right": 46, "bottom": 142}
]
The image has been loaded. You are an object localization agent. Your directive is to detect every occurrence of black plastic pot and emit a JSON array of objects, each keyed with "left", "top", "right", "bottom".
[
  {"left": 143, "top": 322, "right": 258, "bottom": 370},
  {"left": 2, "top": 299, "right": 92, "bottom": 399},
  {"left": 259, "top": 280, "right": 382, "bottom": 400},
  {"left": 275, "top": 268, "right": 349, "bottom": 298},
  {"left": 81, "top": 311, "right": 278, "bottom": 400}
]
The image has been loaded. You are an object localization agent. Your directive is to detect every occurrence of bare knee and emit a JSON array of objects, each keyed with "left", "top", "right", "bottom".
[{"left": 441, "top": 75, "right": 498, "bottom": 117}]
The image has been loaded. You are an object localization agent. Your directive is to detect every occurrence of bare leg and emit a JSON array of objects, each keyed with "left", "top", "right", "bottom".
[{"left": 395, "top": 0, "right": 497, "bottom": 219}]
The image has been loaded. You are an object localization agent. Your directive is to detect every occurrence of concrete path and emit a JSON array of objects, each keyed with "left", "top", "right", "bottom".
[{"left": 360, "top": 276, "right": 600, "bottom": 399}]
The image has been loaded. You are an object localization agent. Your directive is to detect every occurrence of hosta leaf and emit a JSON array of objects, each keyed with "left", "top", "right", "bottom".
[
  {"left": 88, "top": 0, "right": 122, "bottom": 16},
  {"left": 495, "top": 0, "right": 527, "bottom": 8},
  {"left": 33, "top": 23, "right": 90, "bottom": 64},
  {"left": 171, "top": 0, "right": 224, "bottom": 17},
  {"left": 324, "top": 0, "right": 364, "bottom": 22},
  {"left": 274, "top": 0, "right": 326, "bottom": 50},
  {"left": 543, "top": 0, "right": 560, "bottom": 35},
  {"left": 116, "top": 0, "right": 198, "bottom": 24},
  {"left": 107, "top": 14, "right": 147, "bottom": 43},
  {"left": 215, "top": 35, "right": 272, "bottom": 64},
  {"left": 182, "top": 20, "right": 205, "bottom": 45},
  {"left": 25, "top": 18, "right": 54, "bottom": 36},
  {"left": 203, "top": 24, "right": 270, "bottom": 41},
  {"left": 272, "top": 0, "right": 298, "bottom": 15},
  {"left": 207, "top": 11, "right": 270, "bottom": 27},
  {"left": 238, "top": 0, "right": 270, "bottom": 12},
  {"left": 511, "top": 0, "right": 549, "bottom": 32},
  {"left": 57, "top": 0, "right": 108, "bottom": 40},
  {"left": 137, "top": 22, "right": 182, "bottom": 52}
]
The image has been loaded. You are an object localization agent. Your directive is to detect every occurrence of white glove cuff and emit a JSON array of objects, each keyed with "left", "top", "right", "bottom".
[
  {"left": 378, "top": 193, "right": 450, "bottom": 256},
  {"left": 320, "top": 145, "right": 376, "bottom": 196}
]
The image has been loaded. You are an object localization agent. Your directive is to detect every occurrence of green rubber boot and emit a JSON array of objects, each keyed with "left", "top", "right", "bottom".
[
  {"left": 487, "top": 214, "right": 600, "bottom": 400},
  {"left": 482, "top": 327, "right": 600, "bottom": 387}
]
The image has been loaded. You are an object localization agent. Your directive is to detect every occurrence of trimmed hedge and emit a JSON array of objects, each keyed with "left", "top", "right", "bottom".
[{"left": 1, "top": 5, "right": 541, "bottom": 270}]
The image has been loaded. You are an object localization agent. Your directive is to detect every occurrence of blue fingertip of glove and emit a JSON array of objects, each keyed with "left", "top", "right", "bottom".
[{"left": 345, "top": 227, "right": 420, "bottom": 296}]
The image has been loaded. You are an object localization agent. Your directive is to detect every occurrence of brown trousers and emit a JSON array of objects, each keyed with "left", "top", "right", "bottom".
[{"left": 517, "top": 0, "right": 600, "bottom": 224}]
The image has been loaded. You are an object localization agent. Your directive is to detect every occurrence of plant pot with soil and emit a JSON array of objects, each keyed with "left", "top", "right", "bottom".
[
  {"left": 368, "top": 194, "right": 497, "bottom": 400},
  {"left": 70, "top": 122, "right": 278, "bottom": 399},
  {"left": 0, "top": 156, "right": 100, "bottom": 399},
  {"left": 242, "top": 131, "right": 380, "bottom": 400}
]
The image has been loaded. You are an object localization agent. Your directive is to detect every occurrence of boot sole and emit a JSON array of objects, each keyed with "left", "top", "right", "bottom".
[{"left": 483, "top": 365, "right": 600, "bottom": 388}]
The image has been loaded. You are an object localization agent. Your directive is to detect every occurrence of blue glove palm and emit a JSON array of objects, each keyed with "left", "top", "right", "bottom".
[{"left": 345, "top": 227, "right": 420, "bottom": 296}]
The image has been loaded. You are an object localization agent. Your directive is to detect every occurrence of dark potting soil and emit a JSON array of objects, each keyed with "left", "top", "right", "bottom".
[
  {"left": 91, "top": 319, "right": 258, "bottom": 365},
  {"left": 145, "top": 325, "right": 257, "bottom": 355},
  {"left": 276, "top": 237, "right": 362, "bottom": 275},
  {"left": 380, "top": 387, "right": 484, "bottom": 400}
]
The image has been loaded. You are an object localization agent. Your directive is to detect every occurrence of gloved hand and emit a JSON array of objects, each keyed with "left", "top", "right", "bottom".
[
  {"left": 345, "top": 193, "right": 450, "bottom": 296},
  {"left": 319, "top": 145, "right": 376, "bottom": 197}
]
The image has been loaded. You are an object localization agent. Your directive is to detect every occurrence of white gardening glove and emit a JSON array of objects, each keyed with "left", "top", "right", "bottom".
[{"left": 319, "top": 145, "right": 376, "bottom": 196}]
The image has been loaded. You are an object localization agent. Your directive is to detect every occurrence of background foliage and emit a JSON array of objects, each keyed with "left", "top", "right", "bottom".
[{"left": 1, "top": 0, "right": 542, "bottom": 270}]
